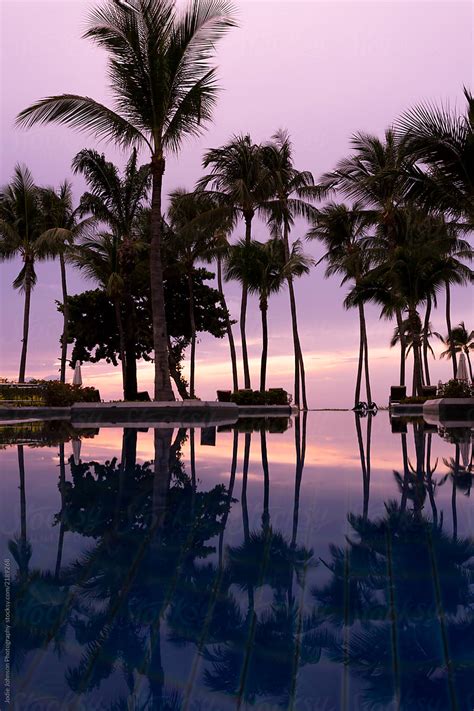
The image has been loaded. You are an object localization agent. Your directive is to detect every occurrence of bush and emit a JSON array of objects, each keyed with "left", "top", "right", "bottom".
[
  {"left": 42, "top": 381, "right": 101, "bottom": 407},
  {"left": 437, "top": 379, "right": 473, "bottom": 399},
  {"left": 230, "top": 388, "right": 290, "bottom": 406}
]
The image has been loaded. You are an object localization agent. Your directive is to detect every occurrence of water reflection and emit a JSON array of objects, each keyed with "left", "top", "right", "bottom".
[{"left": 0, "top": 414, "right": 473, "bottom": 710}]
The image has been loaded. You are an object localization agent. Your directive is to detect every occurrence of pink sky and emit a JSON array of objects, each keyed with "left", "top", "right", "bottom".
[{"left": 1, "top": 1, "right": 473, "bottom": 406}]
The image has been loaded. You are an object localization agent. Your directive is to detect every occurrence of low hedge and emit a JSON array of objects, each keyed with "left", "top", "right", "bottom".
[
  {"left": 1, "top": 380, "right": 101, "bottom": 407},
  {"left": 41, "top": 381, "right": 100, "bottom": 407},
  {"left": 230, "top": 388, "right": 291, "bottom": 406},
  {"left": 437, "top": 379, "right": 473, "bottom": 399}
]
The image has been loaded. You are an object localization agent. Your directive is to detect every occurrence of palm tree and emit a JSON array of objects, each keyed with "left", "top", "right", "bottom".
[
  {"left": 168, "top": 189, "right": 232, "bottom": 397},
  {"left": 197, "top": 135, "right": 272, "bottom": 388},
  {"left": 308, "top": 202, "right": 374, "bottom": 407},
  {"left": 391, "top": 316, "right": 436, "bottom": 388},
  {"left": 0, "top": 166, "right": 48, "bottom": 382},
  {"left": 348, "top": 209, "right": 472, "bottom": 395},
  {"left": 321, "top": 129, "right": 416, "bottom": 387},
  {"left": 225, "top": 238, "right": 313, "bottom": 392},
  {"left": 261, "top": 130, "right": 321, "bottom": 409},
  {"left": 71, "top": 231, "right": 134, "bottom": 398},
  {"left": 17, "top": 0, "right": 236, "bottom": 401},
  {"left": 38, "top": 182, "right": 93, "bottom": 382},
  {"left": 397, "top": 87, "right": 474, "bottom": 226},
  {"left": 72, "top": 148, "right": 151, "bottom": 398},
  {"left": 436, "top": 321, "right": 474, "bottom": 382}
]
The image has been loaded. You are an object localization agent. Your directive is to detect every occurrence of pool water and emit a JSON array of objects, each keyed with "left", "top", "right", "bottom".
[{"left": 0, "top": 412, "right": 473, "bottom": 711}]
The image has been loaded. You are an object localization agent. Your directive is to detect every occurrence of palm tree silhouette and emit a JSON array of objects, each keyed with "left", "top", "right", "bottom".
[
  {"left": 17, "top": 0, "right": 236, "bottom": 400},
  {"left": 225, "top": 238, "right": 313, "bottom": 392},
  {"left": 261, "top": 130, "right": 321, "bottom": 409},
  {"left": 308, "top": 202, "right": 374, "bottom": 407},
  {"left": 197, "top": 135, "right": 273, "bottom": 388},
  {"left": 0, "top": 166, "right": 51, "bottom": 381}
]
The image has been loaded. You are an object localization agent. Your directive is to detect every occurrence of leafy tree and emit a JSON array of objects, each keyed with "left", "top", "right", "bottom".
[
  {"left": 61, "top": 267, "right": 227, "bottom": 399},
  {"left": 17, "top": 0, "right": 236, "bottom": 400},
  {"left": 167, "top": 189, "right": 231, "bottom": 397}
]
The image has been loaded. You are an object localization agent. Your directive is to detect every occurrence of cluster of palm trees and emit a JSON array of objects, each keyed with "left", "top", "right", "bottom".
[{"left": 1, "top": 0, "right": 473, "bottom": 405}]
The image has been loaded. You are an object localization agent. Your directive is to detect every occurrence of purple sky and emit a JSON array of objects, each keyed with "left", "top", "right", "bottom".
[{"left": 1, "top": 1, "right": 473, "bottom": 406}]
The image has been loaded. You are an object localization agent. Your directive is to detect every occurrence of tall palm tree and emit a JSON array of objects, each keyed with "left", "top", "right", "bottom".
[
  {"left": 398, "top": 87, "right": 474, "bottom": 226},
  {"left": 72, "top": 148, "right": 151, "bottom": 398},
  {"left": 321, "top": 129, "right": 416, "bottom": 387},
  {"left": 436, "top": 321, "right": 474, "bottom": 381},
  {"left": 0, "top": 166, "right": 48, "bottom": 382},
  {"left": 38, "top": 182, "right": 93, "bottom": 382},
  {"left": 225, "top": 238, "right": 313, "bottom": 392},
  {"left": 308, "top": 202, "right": 374, "bottom": 407},
  {"left": 17, "top": 0, "right": 236, "bottom": 400},
  {"left": 197, "top": 135, "right": 272, "bottom": 388},
  {"left": 261, "top": 130, "right": 321, "bottom": 409},
  {"left": 168, "top": 188, "right": 231, "bottom": 397}
]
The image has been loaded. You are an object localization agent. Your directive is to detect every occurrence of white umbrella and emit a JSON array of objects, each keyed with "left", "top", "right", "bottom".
[
  {"left": 460, "top": 440, "right": 470, "bottom": 469},
  {"left": 72, "top": 438, "right": 82, "bottom": 466},
  {"left": 72, "top": 363, "right": 82, "bottom": 386},
  {"left": 457, "top": 352, "right": 469, "bottom": 383}
]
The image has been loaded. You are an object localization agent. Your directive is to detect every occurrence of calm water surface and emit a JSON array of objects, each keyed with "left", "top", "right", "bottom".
[{"left": 0, "top": 412, "right": 473, "bottom": 711}]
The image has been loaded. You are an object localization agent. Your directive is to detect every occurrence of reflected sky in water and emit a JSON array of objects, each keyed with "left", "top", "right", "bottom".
[{"left": 0, "top": 412, "right": 473, "bottom": 710}]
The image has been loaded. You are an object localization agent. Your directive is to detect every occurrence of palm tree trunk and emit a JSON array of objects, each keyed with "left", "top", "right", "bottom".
[
  {"left": 282, "top": 225, "right": 307, "bottom": 409},
  {"left": 114, "top": 299, "right": 127, "bottom": 400},
  {"left": 260, "top": 429, "right": 270, "bottom": 530},
  {"left": 259, "top": 298, "right": 268, "bottom": 392},
  {"left": 355, "top": 414, "right": 370, "bottom": 520},
  {"left": 18, "top": 265, "right": 33, "bottom": 383},
  {"left": 360, "top": 303, "right": 372, "bottom": 404},
  {"left": 219, "top": 429, "right": 239, "bottom": 568},
  {"left": 395, "top": 308, "right": 406, "bottom": 387},
  {"left": 152, "top": 427, "right": 173, "bottom": 529},
  {"left": 354, "top": 304, "right": 364, "bottom": 407},
  {"left": 150, "top": 155, "right": 174, "bottom": 401},
  {"left": 55, "top": 442, "right": 66, "bottom": 579},
  {"left": 423, "top": 296, "right": 432, "bottom": 386},
  {"left": 445, "top": 281, "right": 457, "bottom": 378},
  {"left": 217, "top": 255, "right": 239, "bottom": 392},
  {"left": 59, "top": 253, "right": 69, "bottom": 383},
  {"left": 123, "top": 292, "right": 138, "bottom": 400},
  {"left": 452, "top": 444, "right": 460, "bottom": 541},
  {"left": 241, "top": 214, "right": 253, "bottom": 389},
  {"left": 291, "top": 411, "right": 307, "bottom": 549},
  {"left": 18, "top": 445, "right": 27, "bottom": 546},
  {"left": 187, "top": 270, "right": 197, "bottom": 398},
  {"left": 167, "top": 337, "right": 189, "bottom": 399}
]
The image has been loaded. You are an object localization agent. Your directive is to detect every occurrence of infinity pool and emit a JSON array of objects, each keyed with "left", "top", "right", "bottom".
[{"left": 0, "top": 412, "right": 473, "bottom": 710}]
